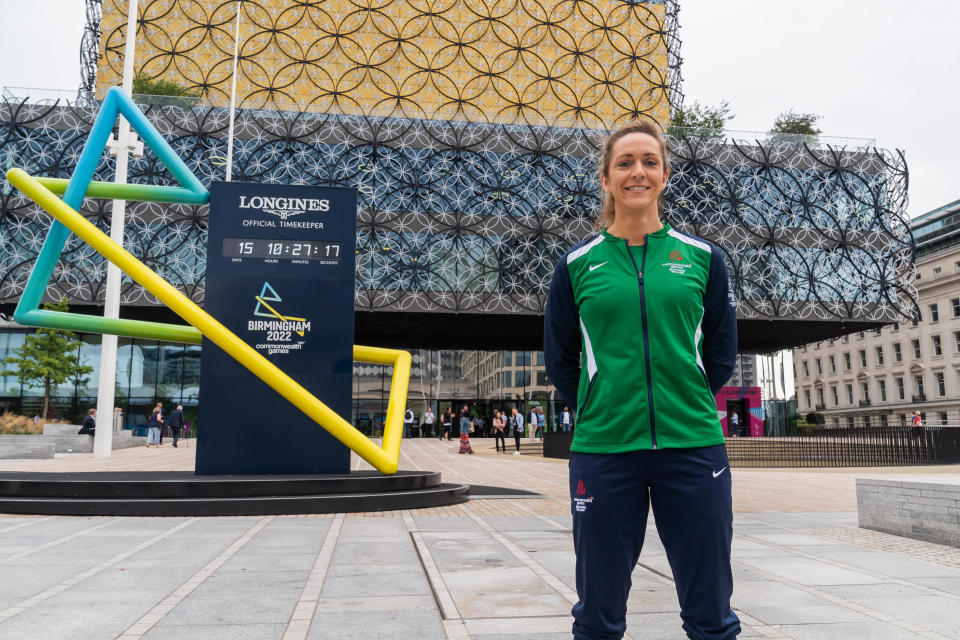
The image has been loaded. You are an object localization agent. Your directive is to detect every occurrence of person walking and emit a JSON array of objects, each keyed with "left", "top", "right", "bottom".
[
  {"left": 146, "top": 407, "right": 162, "bottom": 447},
  {"left": 458, "top": 405, "right": 474, "bottom": 454},
  {"left": 510, "top": 407, "right": 524, "bottom": 454},
  {"left": 528, "top": 406, "right": 538, "bottom": 441},
  {"left": 537, "top": 407, "right": 546, "bottom": 439},
  {"left": 403, "top": 407, "right": 415, "bottom": 438},
  {"left": 155, "top": 402, "right": 166, "bottom": 445},
  {"left": 440, "top": 407, "right": 453, "bottom": 441},
  {"left": 911, "top": 411, "right": 924, "bottom": 439},
  {"left": 729, "top": 411, "right": 740, "bottom": 437},
  {"left": 167, "top": 404, "right": 184, "bottom": 447},
  {"left": 561, "top": 405, "right": 572, "bottom": 432},
  {"left": 493, "top": 410, "right": 506, "bottom": 452},
  {"left": 423, "top": 407, "right": 435, "bottom": 438},
  {"left": 544, "top": 119, "right": 740, "bottom": 640}
]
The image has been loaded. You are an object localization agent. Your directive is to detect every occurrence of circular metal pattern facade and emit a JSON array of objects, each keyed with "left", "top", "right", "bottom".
[
  {"left": 0, "top": 99, "right": 914, "bottom": 324},
  {"left": 94, "top": 0, "right": 681, "bottom": 128}
]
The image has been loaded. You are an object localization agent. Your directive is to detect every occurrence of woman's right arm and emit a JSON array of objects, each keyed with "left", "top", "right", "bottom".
[{"left": 544, "top": 257, "right": 581, "bottom": 412}]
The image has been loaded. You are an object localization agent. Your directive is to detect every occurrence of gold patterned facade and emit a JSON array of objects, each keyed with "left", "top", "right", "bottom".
[{"left": 98, "top": 0, "right": 673, "bottom": 127}]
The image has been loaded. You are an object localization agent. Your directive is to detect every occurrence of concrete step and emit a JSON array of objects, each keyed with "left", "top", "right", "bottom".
[{"left": 0, "top": 442, "right": 55, "bottom": 459}]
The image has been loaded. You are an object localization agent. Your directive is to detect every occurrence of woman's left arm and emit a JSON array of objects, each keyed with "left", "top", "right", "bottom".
[{"left": 701, "top": 248, "right": 738, "bottom": 394}]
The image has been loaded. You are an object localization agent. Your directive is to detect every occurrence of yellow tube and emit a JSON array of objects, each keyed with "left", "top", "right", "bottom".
[{"left": 8, "top": 169, "right": 408, "bottom": 475}]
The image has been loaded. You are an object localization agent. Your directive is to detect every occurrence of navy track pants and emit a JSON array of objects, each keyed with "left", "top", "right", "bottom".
[{"left": 568, "top": 445, "right": 740, "bottom": 640}]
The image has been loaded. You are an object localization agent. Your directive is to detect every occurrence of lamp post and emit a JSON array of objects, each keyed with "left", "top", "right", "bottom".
[{"left": 93, "top": 0, "right": 140, "bottom": 458}]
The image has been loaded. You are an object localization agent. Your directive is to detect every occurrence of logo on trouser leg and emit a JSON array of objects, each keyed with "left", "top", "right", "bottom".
[{"left": 573, "top": 478, "right": 593, "bottom": 512}]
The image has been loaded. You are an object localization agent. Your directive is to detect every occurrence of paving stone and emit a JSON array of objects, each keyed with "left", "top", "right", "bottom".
[
  {"left": 776, "top": 621, "right": 930, "bottom": 640},
  {"left": 141, "top": 623, "right": 286, "bottom": 640},
  {"left": 321, "top": 563, "right": 430, "bottom": 598},
  {"left": 305, "top": 609, "right": 446, "bottom": 640},
  {"left": 747, "top": 604, "right": 874, "bottom": 625},
  {"left": 734, "top": 555, "right": 883, "bottom": 586}
]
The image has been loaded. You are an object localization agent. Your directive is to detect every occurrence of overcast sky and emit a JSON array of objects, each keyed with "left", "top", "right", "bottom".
[{"left": 2, "top": 0, "right": 958, "bottom": 219}]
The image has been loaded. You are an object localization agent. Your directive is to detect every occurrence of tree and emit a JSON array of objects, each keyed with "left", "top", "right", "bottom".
[
  {"left": 1, "top": 299, "right": 94, "bottom": 421},
  {"left": 769, "top": 110, "right": 822, "bottom": 139},
  {"left": 667, "top": 100, "right": 734, "bottom": 140},
  {"left": 132, "top": 73, "right": 199, "bottom": 97}
]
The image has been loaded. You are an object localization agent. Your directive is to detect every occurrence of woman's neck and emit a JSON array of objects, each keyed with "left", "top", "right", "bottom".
[{"left": 606, "top": 209, "right": 663, "bottom": 245}]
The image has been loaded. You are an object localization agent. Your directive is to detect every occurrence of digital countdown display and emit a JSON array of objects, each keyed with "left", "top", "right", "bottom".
[
  {"left": 197, "top": 181, "right": 357, "bottom": 475},
  {"left": 222, "top": 238, "right": 341, "bottom": 260}
]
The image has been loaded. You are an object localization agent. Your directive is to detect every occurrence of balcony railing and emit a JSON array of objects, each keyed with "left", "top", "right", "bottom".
[
  {"left": 913, "top": 394, "right": 927, "bottom": 403},
  {"left": 859, "top": 399, "right": 872, "bottom": 407},
  {"left": 815, "top": 404, "right": 826, "bottom": 411}
]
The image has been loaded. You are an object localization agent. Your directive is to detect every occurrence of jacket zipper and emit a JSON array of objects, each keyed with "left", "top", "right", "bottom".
[
  {"left": 576, "top": 375, "right": 598, "bottom": 424},
  {"left": 624, "top": 238, "right": 658, "bottom": 449}
]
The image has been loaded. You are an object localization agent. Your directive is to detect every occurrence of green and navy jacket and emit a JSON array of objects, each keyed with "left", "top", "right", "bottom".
[{"left": 544, "top": 223, "right": 737, "bottom": 453}]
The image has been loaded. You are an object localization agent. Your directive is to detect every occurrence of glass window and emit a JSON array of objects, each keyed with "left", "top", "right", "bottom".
[
  {"left": 536, "top": 371, "right": 549, "bottom": 386},
  {"left": 831, "top": 385, "right": 838, "bottom": 405},
  {"left": 940, "top": 411, "right": 948, "bottom": 425},
  {"left": 503, "top": 351, "right": 512, "bottom": 366},
  {"left": 802, "top": 360, "right": 809, "bottom": 377},
  {"left": 157, "top": 344, "right": 186, "bottom": 401},
  {"left": 896, "top": 377, "right": 904, "bottom": 400},
  {"left": 858, "top": 350, "right": 867, "bottom": 368},
  {"left": 930, "top": 304, "right": 939, "bottom": 322},
  {"left": 893, "top": 342, "right": 902, "bottom": 362},
  {"left": 843, "top": 352, "right": 851, "bottom": 370},
  {"left": 878, "top": 379, "right": 886, "bottom": 402},
  {"left": 0, "top": 332, "right": 27, "bottom": 396},
  {"left": 515, "top": 351, "right": 531, "bottom": 366},
  {"left": 933, "top": 335, "right": 942, "bottom": 356},
  {"left": 915, "top": 375, "right": 925, "bottom": 398},
  {"left": 845, "top": 384, "right": 853, "bottom": 404},
  {"left": 875, "top": 346, "right": 884, "bottom": 365},
  {"left": 804, "top": 389, "right": 811, "bottom": 408},
  {"left": 502, "top": 371, "right": 511, "bottom": 387},
  {"left": 861, "top": 381, "right": 869, "bottom": 401},
  {"left": 816, "top": 358, "right": 822, "bottom": 374},
  {"left": 75, "top": 334, "right": 102, "bottom": 396},
  {"left": 953, "top": 298, "right": 960, "bottom": 318},
  {"left": 937, "top": 372, "right": 945, "bottom": 396},
  {"left": 880, "top": 414, "right": 888, "bottom": 427},
  {"left": 829, "top": 355, "right": 836, "bottom": 373},
  {"left": 858, "top": 331, "right": 864, "bottom": 340},
  {"left": 817, "top": 388, "right": 824, "bottom": 406},
  {"left": 536, "top": 352, "right": 544, "bottom": 366},
  {"left": 934, "top": 267, "right": 942, "bottom": 275},
  {"left": 912, "top": 339, "right": 921, "bottom": 359},
  {"left": 955, "top": 331, "right": 960, "bottom": 353},
  {"left": 515, "top": 370, "right": 531, "bottom": 386}
]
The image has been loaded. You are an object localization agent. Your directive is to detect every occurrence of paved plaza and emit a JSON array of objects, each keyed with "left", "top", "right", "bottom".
[{"left": 0, "top": 439, "right": 959, "bottom": 640}]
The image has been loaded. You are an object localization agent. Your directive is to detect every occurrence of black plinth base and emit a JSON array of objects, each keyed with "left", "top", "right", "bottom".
[
  {"left": 543, "top": 431, "right": 574, "bottom": 459},
  {"left": 0, "top": 470, "right": 468, "bottom": 516}
]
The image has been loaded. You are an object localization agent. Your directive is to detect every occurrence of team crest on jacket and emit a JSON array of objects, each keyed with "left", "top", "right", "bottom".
[
  {"left": 573, "top": 479, "right": 593, "bottom": 512},
  {"left": 662, "top": 253, "right": 693, "bottom": 275}
]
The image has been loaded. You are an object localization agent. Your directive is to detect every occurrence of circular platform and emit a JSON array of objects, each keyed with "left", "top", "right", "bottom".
[{"left": 0, "top": 470, "right": 469, "bottom": 516}]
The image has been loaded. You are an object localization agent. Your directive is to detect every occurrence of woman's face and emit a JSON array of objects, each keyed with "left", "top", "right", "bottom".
[{"left": 601, "top": 132, "right": 669, "bottom": 217}]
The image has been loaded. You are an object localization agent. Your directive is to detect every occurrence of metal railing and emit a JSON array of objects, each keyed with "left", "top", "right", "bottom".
[{"left": 726, "top": 426, "right": 960, "bottom": 467}]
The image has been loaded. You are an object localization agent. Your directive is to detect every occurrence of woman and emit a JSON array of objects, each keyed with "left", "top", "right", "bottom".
[
  {"left": 439, "top": 407, "right": 453, "bottom": 441},
  {"left": 544, "top": 119, "right": 739, "bottom": 640},
  {"left": 492, "top": 410, "right": 506, "bottom": 453},
  {"left": 458, "top": 405, "right": 474, "bottom": 454},
  {"left": 146, "top": 407, "right": 162, "bottom": 447}
]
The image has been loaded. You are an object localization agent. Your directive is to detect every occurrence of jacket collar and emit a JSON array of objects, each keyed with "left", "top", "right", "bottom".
[{"left": 600, "top": 222, "right": 671, "bottom": 243}]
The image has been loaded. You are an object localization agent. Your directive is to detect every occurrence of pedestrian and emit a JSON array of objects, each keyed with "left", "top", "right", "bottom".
[
  {"left": 423, "top": 406, "right": 435, "bottom": 438},
  {"left": 440, "top": 406, "right": 453, "bottom": 441},
  {"left": 537, "top": 407, "right": 546, "bottom": 439},
  {"left": 404, "top": 407, "right": 415, "bottom": 439},
  {"left": 167, "top": 404, "right": 184, "bottom": 447},
  {"left": 544, "top": 119, "right": 740, "bottom": 640},
  {"left": 77, "top": 408, "right": 96, "bottom": 436},
  {"left": 510, "top": 407, "right": 524, "bottom": 454},
  {"left": 561, "top": 405, "right": 572, "bottom": 432},
  {"left": 458, "top": 405, "right": 474, "bottom": 454},
  {"left": 729, "top": 411, "right": 740, "bottom": 437},
  {"left": 146, "top": 407, "right": 162, "bottom": 447},
  {"left": 155, "top": 402, "right": 165, "bottom": 445},
  {"left": 493, "top": 410, "right": 506, "bottom": 452},
  {"left": 911, "top": 411, "right": 923, "bottom": 439},
  {"left": 528, "top": 406, "right": 538, "bottom": 440}
]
